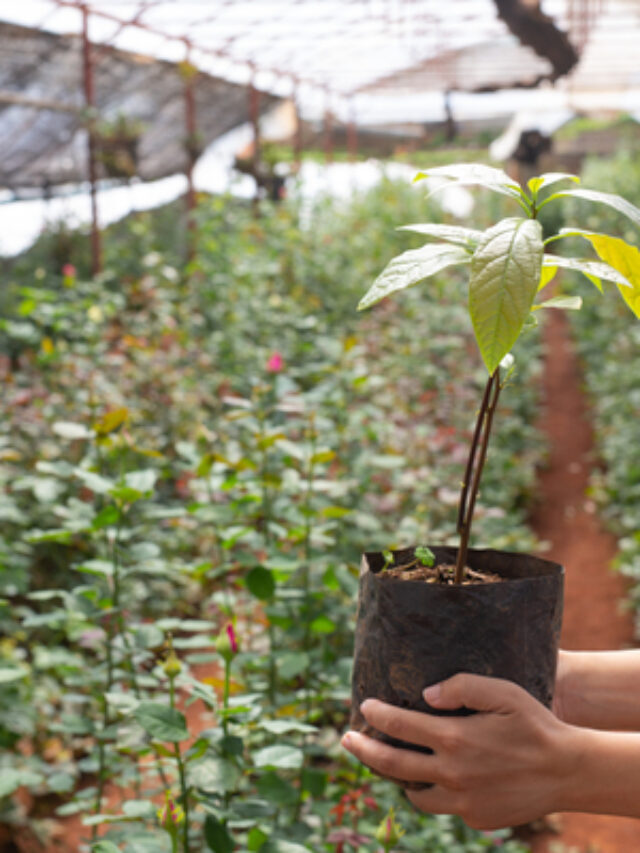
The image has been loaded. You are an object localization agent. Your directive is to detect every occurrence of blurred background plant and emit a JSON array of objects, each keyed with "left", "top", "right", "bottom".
[{"left": 1, "top": 177, "right": 547, "bottom": 851}]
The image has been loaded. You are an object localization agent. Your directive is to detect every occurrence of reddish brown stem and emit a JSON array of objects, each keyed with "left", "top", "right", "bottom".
[{"left": 455, "top": 368, "right": 501, "bottom": 584}]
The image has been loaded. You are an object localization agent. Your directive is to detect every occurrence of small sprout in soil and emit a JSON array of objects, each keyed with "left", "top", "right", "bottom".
[
  {"left": 415, "top": 546, "right": 435, "bottom": 567},
  {"left": 381, "top": 549, "right": 395, "bottom": 571}
]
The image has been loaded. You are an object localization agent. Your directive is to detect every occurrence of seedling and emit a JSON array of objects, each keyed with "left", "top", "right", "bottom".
[
  {"left": 414, "top": 545, "right": 435, "bottom": 567},
  {"left": 359, "top": 163, "right": 640, "bottom": 583}
]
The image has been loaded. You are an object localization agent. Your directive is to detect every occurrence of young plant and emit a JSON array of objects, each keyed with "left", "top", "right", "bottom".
[{"left": 359, "top": 163, "right": 640, "bottom": 583}]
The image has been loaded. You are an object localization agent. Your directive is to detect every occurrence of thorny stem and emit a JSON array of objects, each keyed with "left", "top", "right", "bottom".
[{"left": 454, "top": 367, "right": 501, "bottom": 584}]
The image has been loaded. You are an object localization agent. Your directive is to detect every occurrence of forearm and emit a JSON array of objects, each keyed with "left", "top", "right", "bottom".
[
  {"left": 557, "top": 650, "right": 640, "bottom": 730},
  {"left": 562, "top": 725, "right": 640, "bottom": 817}
]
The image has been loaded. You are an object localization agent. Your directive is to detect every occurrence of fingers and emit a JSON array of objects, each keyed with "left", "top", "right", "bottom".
[
  {"left": 341, "top": 730, "right": 437, "bottom": 783},
  {"left": 358, "top": 698, "right": 440, "bottom": 749},
  {"left": 425, "top": 673, "right": 527, "bottom": 714}
]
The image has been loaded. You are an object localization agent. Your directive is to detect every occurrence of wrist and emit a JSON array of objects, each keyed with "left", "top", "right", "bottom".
[{"left": 555, "top": 726, "right": 640, "bottom": 817}]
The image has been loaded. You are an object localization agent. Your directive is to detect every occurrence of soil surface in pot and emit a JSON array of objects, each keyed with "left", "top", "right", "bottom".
[{"left": 383, "top": 561, "right": 501, "bottom": 585}]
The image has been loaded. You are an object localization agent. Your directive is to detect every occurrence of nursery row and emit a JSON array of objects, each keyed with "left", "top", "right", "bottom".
[
  {"left": 0, "top": 180, "right": 543, "bottom": 851},
  {"left": 565, "top": 151, "right": 640, "bottom": 635}
]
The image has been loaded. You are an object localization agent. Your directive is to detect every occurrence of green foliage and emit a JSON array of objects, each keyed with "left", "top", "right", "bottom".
[
  {"left": 0, "top": 178, "right": 536, "bottom": 851},
  {"left": 359, "top": 162, "right": 640, "bottom": 375},
  {"left": 566, "top": 151, "right": 640, "bottom": 636}
]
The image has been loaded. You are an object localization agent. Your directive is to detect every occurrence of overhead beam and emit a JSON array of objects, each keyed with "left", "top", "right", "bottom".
[
  {"left": 493, "top": 0, "right": 579, "bottom": 79},
  {"left": 0, "top": 90, "right": 79, "bottom": 112}
]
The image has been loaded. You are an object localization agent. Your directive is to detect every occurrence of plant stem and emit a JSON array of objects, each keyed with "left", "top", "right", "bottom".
[
  {"left": 169, "top": 674, "right": 190, "bottom": 853},
  {"left": 454, "top": 368, "right": 501, "bottom": 584}
]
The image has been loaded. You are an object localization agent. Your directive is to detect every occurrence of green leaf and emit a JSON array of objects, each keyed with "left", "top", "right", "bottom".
[
  {"left": 245, "top": 566, "right": 275, "bottom": 600},
  {"left": 73, "top": 468, "right": 114, "bottom": 494},
  {"left": 52, "top": 421, "right": 93, "bottom": 440},
  {"left": 301, "top": 767, "right": 327, "bottom": 797},
  {"left": 543, "top": 253, "right": 632, "bottom": 290},
  {"left": 248, "top": 828, "right": 269, "bottom": 851},
  {"left": 258, "top": 720, "right": 317, "bottom": 735},
  {"left": 358, "top": 243, "right": 469, "bottom": 311},
  {"left": 204, "top": 814, "right": 235, "bottom": 853},
  {"left": 469, "top": 218, "right": 543, "bottom": 374},
  {"left": 253, "top": 744, "right": 304, "bottom": 769},
  {"left": 0, "top": 769, "right": 36, "bottom": 798},
  {"left": 533, "top": 295, "right": 583, "bottom": 311},
  {"left": 0, "top": 667, "right": 28, "bottom": 684},
  {"left": 257, "top": 771, "right": 298, "bottom": 805},
  {"left": 414, "top": 163, "right": 522, "bottom": 199},
  {"left": 397, "top": 223, "right": 482, "bottom": 247},
  {"left": 134, "top": 703, "right": 188, "bottom": 742},
  {"left": 310, "top": 615, "right": 335, "bottom": 634},
  {"left": 277, "top": 651, "right": 309, "bottom": 680},
  {"left": 538, "top": 264, "right": 558, "bottom": 291},
  {"left": 563, "top": 231, "right": 640, "bottom": 318},
  {"left": 189, "top": 756, "right": 240, "bottom": 792},
  {"left": 528, "top": 172, "right": 579, "bottom": 195},
  {"left": 92, "top": 505, "right": 121, "bottom": 529},
  {"left": 553, "top": 187, "right": 640, "bottom": 227},
  {"left": 92, "top": 842, "right": 122, "bottom": 853},
  {"left": 259, "top": 841, "right": 310, "bottom": 853},
  {"left": 124, "top": 470, "right": 158, "bottom": 493}
]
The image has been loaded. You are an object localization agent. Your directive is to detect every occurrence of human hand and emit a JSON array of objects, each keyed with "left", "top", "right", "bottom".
[{"left": 342, "top": 673, "right": 581, "bottom": 831}]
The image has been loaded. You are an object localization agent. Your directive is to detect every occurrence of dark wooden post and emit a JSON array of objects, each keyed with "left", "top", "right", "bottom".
[
  {"left": 347, "top": 98, "right": 358, "bottom": 162},
  {"left": 182, "top": 45, "right": 198, "bottom": 258},
  {"left": 323, "top": 90, "right": 333, "bottom": 164},
  {"left": 81, "top": 4, "right": 101, "bottom": 276},
  {"left": 249, "top": 74, "right": 261, "bottom": 170},
  {"left": 292, "top": 80, "right": 303, "bottom": 169}
]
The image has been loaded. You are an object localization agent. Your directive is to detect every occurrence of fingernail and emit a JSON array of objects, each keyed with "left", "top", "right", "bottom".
[
  {"left": 360, "top": 698, "right": 373, "bottom": 714},
  {"left": 423, "top": 683, "right": 442, "bottom": 704},
  {"left": 341, "top": 732, "right": 353, "bottom": 750}
]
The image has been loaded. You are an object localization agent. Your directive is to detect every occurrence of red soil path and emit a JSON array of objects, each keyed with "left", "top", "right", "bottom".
[{"left": 523, "top": 309, "right": 640, "bottom": 852}]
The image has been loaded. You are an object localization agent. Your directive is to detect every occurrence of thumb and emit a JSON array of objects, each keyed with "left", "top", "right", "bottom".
[{"left": 423, "top": 673, "right": 526, "bottom": 713}]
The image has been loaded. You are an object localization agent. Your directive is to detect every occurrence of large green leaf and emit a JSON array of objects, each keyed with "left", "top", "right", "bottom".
[
  {"left": 204, "top": 814, "right": 235, "bottom": 852},
  {"left": 253, "top": 744, "right": 304, "bottom": 769},
  {"left": 469, "top": 217, "right": 543, "bottom": 374},
  {"left": 358, "top": 243, "right": 469, "bottom": 310},
  {"left": 414, "top": 163, "right": 522, "bottom": 199},
  {"left": 397, "top": 223, "right": 482, "bottom": 247},
  {"left": 134, "top": 702, "right": 188, "bottom": 742},
  {"left": 189, "top": 756, "right": 241, "bottom": 792},
  {"left": 561, "top": 231, "right": 640, "bottom": 318},
  {"left": 552, "top": 187, "right": 640, "bottom": 227}
]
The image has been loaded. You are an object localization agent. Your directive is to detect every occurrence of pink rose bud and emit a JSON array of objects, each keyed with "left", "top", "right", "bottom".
[
  {"left": 62, "top": 263, "right": 76, "bottom": 278},
  {"left": 216, "top": 622, "right": 239, "bottom": 662},
  {"left": 266, "top": 352, "right": 284, "bottom": 373}
]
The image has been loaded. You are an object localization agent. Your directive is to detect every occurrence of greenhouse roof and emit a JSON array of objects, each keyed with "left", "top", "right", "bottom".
[
  {"left": 0, "top": 19, "right": 281, "bottom": 193},
  {"left": 2, "top": 1, "right": 588, "bottom": 106},
  {"left": 1, "top": 1, "right": 638, "bottom": 197}
]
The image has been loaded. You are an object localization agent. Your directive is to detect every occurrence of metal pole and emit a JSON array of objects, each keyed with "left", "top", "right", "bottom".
[
  {"left": 292, "top": 80, "right": 303, "bottom": 170},
  {"left": 347, "top": 97, "right": 358, "bottom": 162},
  {"left": 249, "top": 74, "right": 261, "bottom": 203},
  {"left": 81, "top": 4, "right": 101, "bottom": 276},
  {"left": 323, "top": 90, "right": 333, "bottom": 164},
  {"left": 182, "top": 45, "right": 198, "bottom": 258}
]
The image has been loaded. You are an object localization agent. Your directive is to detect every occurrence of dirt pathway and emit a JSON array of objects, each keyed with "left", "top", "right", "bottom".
[{"left": 524, "top": 309, "right": 639, "bottom": 852}]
